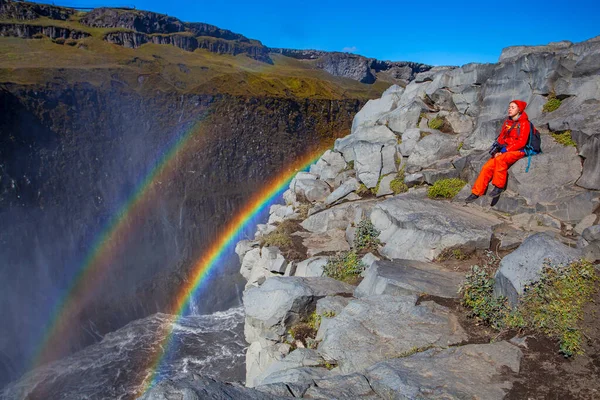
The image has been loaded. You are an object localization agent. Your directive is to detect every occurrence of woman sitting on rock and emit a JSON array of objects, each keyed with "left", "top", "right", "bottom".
[{"left": 465, "top": 100, "right": 530, "bottom": 203}]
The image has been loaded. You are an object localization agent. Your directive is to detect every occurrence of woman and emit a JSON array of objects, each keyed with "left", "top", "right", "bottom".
[{"left": 465, "top": 100, "right": 530, "bottom": 203}]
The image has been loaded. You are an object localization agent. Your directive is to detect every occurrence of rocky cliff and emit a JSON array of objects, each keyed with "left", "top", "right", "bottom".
[{"left": 221, "top": 36, "right": 600, "bottom": 399}]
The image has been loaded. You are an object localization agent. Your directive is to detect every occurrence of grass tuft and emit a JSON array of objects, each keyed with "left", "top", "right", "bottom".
[
  {"left": 550, "top": 130, "right": 576, "bottom": 147},
  {"left": 390, "top": 167, "right": 408, "bottom": 195},
  {"left": 428, "top": 116, "right": 444, "bottom": 130},
  {"left": 543, "top": 97, "right": 562, "bottom": 113},
  {"left": 427, "top": 178, "right": 466, "bottom": 199}
]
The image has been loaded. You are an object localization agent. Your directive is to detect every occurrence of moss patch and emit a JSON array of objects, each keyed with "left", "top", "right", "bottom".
[
  {"left": 543, "top": 97, "right": 562, "bottom": 113},
  {"left": 427, "top": 178, "right": 467, "bottom": 199},
  {"left": 550, "top": 130, "right": 576, "bottom": 147},
  {"left": 390, "top": 167, "right": 408, "bottom": 195}
]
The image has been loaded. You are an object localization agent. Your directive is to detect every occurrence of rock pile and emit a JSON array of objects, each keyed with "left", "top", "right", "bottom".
[{"left": 233, "top": 36, "right": 599, "bottom": 399}]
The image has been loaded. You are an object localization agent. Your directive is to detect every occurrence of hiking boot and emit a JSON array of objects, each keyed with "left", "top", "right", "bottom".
[
  {"left": 464, "top": 194, "right": 479, "bottom": 203},
  {"left": 489, "top": 186, "right": 503, "bottom": 198}
]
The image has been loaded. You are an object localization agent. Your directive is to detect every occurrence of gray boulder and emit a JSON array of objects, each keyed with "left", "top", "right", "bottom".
[
  {"left": 378, "top": 100, "right": 425, "bottom": 134},
  {"left": 301, "top": 200, "right": 375, "bottom": 233},
  {"left": 309, "top": 150, "right": 347, "bottom": 184},
  {"left": 325, "top": 177, "right": 360, "bottom": 205},
  {"left": 371, "top": 194, "right": 501, "bottom": 261},
  {"left": 406, "top": 132, "right": 459, "bottom": 170},
  {"left": 140, "top": 374, "right": 286, "bottom": 400},
  {"left": 304, "top": 373, "right": 378, "bottom": 399},
  {"left": 289, "top": 173, "right": 331, "bottom": 203},
  {"left": 494, "top": 232, "right": 582, "bottom": 306},
  {"left": 582, "top": 225, "right": 600, "bottom": 242},
  {"left": 376, "top": 173, "right": 395, "bottom": 197},
  {"left": 246, "top": 341, "right": 292, "bottom": 388},
  {"left": 335, "top": 125, "right": 397, "bottom": 162},
  {"left": 300, "top": 229, "right": 351, "bottom": 257},
  {"left": 254, "top": 349, "right": 329, "bottom": 387},
  {"left": 354, "top": 260, "right": 463, "bottom": 299},
  {"left": 351, "top": 92, "right": 402, "bottom": 131},
  {"left": 244, "top": 276, "right": 354, "bottom": 343},
  {"left": 294, "top": 256, "right": 329, "bottom": 277},
  {"left": 317, "top": 294, "right": 467, "bottom": 373},
  {"left": 365, "top": 341, "right": 522, "bottom": 400},
  {"left": 398, "top": 128, "right": 421, "bottom": 156}
]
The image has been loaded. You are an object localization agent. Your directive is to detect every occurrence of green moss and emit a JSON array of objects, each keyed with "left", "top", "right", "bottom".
[
  {"left": 354, "top": 218, "right": 381, "bottom": 252},
  {"left": 259, "top": 219, "right": 297, "bottom": 248},
  {"left": 390, "top": 167, "right": 408, "bottom": 195},
  {"left": 551, "top": 130, "right": 576, "bottom": 147},
  {"left": 428, "top": 116, "right": 444, "bottom": 130},
  {"left": 457, "top": 141, "right": 464, "bottom": 151},
  {"left": 435, "top": 247, "right": 470, "bottom": 262},
  {"left": 323, "top": 251, "right": 365, "bottom": 283},
  {"left": 427, "top": 178, "right": 467, "bottom": 199},
  {"left": 543, "top": 97, "right": 562, "bottom": 113},
  {"left": 420, "top": 130, "right": 431, "bottom": 139}
]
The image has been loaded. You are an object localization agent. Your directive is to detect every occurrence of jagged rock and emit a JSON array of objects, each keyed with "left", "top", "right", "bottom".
[
  {"left": 316, "top": 296, "right": 351, "bottom": 316},
  {"left": 444, "top": 111, "right": 475, "bottom": 134},
  {"left": 303, "top": 373, "right": 378, "bottom": 399},
  {"left": 284, "top": 261, "right": 297, "bottom": 277},
  {"left": 354, "top": 260, "right": 463, "bottom": 299},
  {"left": 360, "top": 253, "right": 381, "bottom": 270},
  {"left": 259, "top": 366, "right": 334, "bottom": 387},
  {"left": 334, "top": 125, "right": 397, "bottom": 162},
  {"left": 141, "top": 374, "right": 284, "bottom": 400},
  {"left": 316, "top": 53, "right": 376, "bottom": 84},
  {"left": 309, "top": 150, "right": 347, "bottom": 184},
  {"left": 422, "top": 168, "right": 459, "bottom": 185},
  {"left": 371, "top": 194, "right": 501, "bottom": 261},
  {"left": 576, "top": 133, "right": 600, "bottom": 190},
  {"left": 494, "top": 232, "right": 582, "bottom": 306},
  {"left": 404, "top": 172, "right": 425, "bottom": 187},
  {"left": 241, "top": 247, "right": 287, "bottom": 289},
  {"left": 0, "top": 0, "right": 74, "bottom": 20},
  {"left": 350, "top": 91, "right": 401, "bottom": 130},
  {"left": 256, "top": 223, "right": 277, "bottom": 238},
  {"left": 406, "top": 132, "right": 459, "bottom": 170},
  {"left": 241, "top": 248, "right": 263, "bottom": 281},
  {"left": 282, "top": 189, "right": 298, "bottom": 207},
  {"left": 301, "top": 201, "right": 374, "bottom": 233},
  {"left": 376, "top": 174, "right": 395, "bottom": 197},
  {"left": 255, "top": 381, "right": 310, "bottom": 398},
  {"left": 325, "top": 177, "right": 360, "bottom": 205},
  {"left": 246, "top": 342, "right": 292, "bottom": 388},
  {"left": 268, "top": 204, "right": 297, "bottom": 224},
  {"left": 294, "top": 256, "right": 329, "bottom": 277},
  {"left": 236, "top": 239, "right": 260, "bottom": 263},
  {"left": 352, "top": 142, "right": 385, "bottom": 188},
  {"left": 381, "top": 144, "right": 398, "bottom": 177},
  {"left": 378, "top": 100, "right": 425, "bottom": 134},
  {"left": 253, "top": 349, "right": 328, "bottom": 387},
  {"left": 582, "top": 225, "right": 600, "bottom": 242},
  {"left": 317, "top": 294, "right": 467, "bottom": 373},
  {"left": 398, "top": 128, "right": 421, "bottom": 156},
  {"left": 301, "top": 229, "right": 351, "bottom": 257},
  {"left": 289, "top": 173, "right": 331, "bottom": 203},
  {"left": 244, "top": 277, "right": 354, "bottom": 343},
  {"left": 365, "top": 342, "right": 522, "bottom": 400},
  {"left": 575, "top": 214, "right": 598, "bottom": 235}
]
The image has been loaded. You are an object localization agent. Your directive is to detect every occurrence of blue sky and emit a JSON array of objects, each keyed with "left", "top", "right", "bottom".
[{"left": 49, "top": 0, "right": 599, "bottom": 66}]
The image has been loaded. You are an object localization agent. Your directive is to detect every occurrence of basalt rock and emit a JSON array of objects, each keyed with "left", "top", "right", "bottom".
[
  {"left": 0, "top": 23, "right": 90, "bottom": 40},
  {"left": 0, "top": 0, "right": 73, "bottom": 20}
]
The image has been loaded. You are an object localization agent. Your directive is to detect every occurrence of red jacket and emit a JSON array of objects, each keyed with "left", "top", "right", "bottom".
[{"left": 497, "top": 111, "right": 530, "bottom": 152}]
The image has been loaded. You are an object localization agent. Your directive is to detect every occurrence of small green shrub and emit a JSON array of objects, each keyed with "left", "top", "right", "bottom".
[
  {"left": 259, "top": 220, "right": 297, "bottom": 248},
  {"left": 457, "top": 141, "right": 464, "bottom": 151},
  {"left": 390, "top": 167, "right": 408, "bottom": 195},
  {"left": 323, "top": 251, "right": 365, "bottom": 283},
  {"left": 459, "top": 265, "right": 511, "bottom": 329},
  {"left": 543, "top": 97, "right": 562, "bottom": 113},
  {"left": 428, "top": 116, "right": 444, "bottom": 130},
  {"left": 435, "top": 247, "right": 470, "bottom": 262},
  {"left": 354, "top": 218, "right": 381, "bottom": 252},
  {"left": 505, "top": 260, "right": 598, "bottom": 356},
  {"left": 551, "top": 130, "right": 576, "bottom": 147},
  {"left": 427, "top": 178, "right": 467, "bottom": 199}
]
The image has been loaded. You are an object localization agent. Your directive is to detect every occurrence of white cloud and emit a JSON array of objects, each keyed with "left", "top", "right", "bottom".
[{"left": 342, "top": 46, "right": 357, "bottom": 53}]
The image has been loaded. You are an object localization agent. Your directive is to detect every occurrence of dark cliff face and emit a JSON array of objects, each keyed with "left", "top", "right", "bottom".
[
  {"left": 0, "top": 83, "right": 361, "bottom": 387},
  {"left": 80, "top": 7, "right": 186, "bottom": 34},
  {"left": 0, "top": 22, "right": 90, "bottom": 40},
  {"left": 0, "top": 0, "right": 73, "bottom": 21}
]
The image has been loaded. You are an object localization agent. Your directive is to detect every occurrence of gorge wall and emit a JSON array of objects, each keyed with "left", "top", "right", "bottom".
[{"left": 0, "top": 82, "right": 362, "bottom": 387}]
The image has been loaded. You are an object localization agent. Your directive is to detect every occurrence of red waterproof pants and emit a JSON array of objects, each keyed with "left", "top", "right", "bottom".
[{"left": 472, "top": 151, "right": 524, "bottom": 196}]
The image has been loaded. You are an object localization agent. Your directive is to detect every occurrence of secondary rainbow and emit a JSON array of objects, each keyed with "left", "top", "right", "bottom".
[
  {"left": 138, "top": 145, "right": 329, "bottom": 394},
  {"left": 33, "top": 118, "right": 208, "bottom": 369}
]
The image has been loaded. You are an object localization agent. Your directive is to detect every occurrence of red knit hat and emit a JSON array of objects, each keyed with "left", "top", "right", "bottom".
[{"left": 510, "top": 100, "right": 527, "bottom": 113}]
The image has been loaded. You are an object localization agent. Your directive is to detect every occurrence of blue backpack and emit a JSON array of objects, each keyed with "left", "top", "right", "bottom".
[{"left": 524, "top": 122, "right": 542, "bottom": 172}]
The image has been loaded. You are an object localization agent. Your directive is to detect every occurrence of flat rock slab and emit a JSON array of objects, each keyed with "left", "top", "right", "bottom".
[
  {"left": 494, "top": 232, "right": 582, "bottom": 306},
  {"left": 371, "top": 194, "right": 502, "bottom": 261},
  {"left": 354, "top": 259, "right": 464, "bottom": 299},
  {"left": 365, "top": 341, "right": 522, "bottom": 400},
  {"left": 141, "top": 374, "right": 287, "bottom": 400},
  {"left": 317, "top": 294, "right": 467, "bottom": 374},
  {"left": 304, "top": 373, "right": 379, "bottom": 399},
  {"left": 301, "top": 229, "right": 351, "bottom": 257},
  {"left": 244, "top": 277, "right": 355, "bottom": 343}
]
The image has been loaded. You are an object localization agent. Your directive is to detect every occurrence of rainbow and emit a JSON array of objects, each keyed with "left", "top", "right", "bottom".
[
  {"left": 32, "top": 117, "right": 211, "bottom": 369},
  {"left": 137, "top": 146, "right": 327, "bottom": 395}
]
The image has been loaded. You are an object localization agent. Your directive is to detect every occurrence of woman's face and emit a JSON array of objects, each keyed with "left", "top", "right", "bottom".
[{"left": 508, "top": 102, "right": 520, "bottom": 118}]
